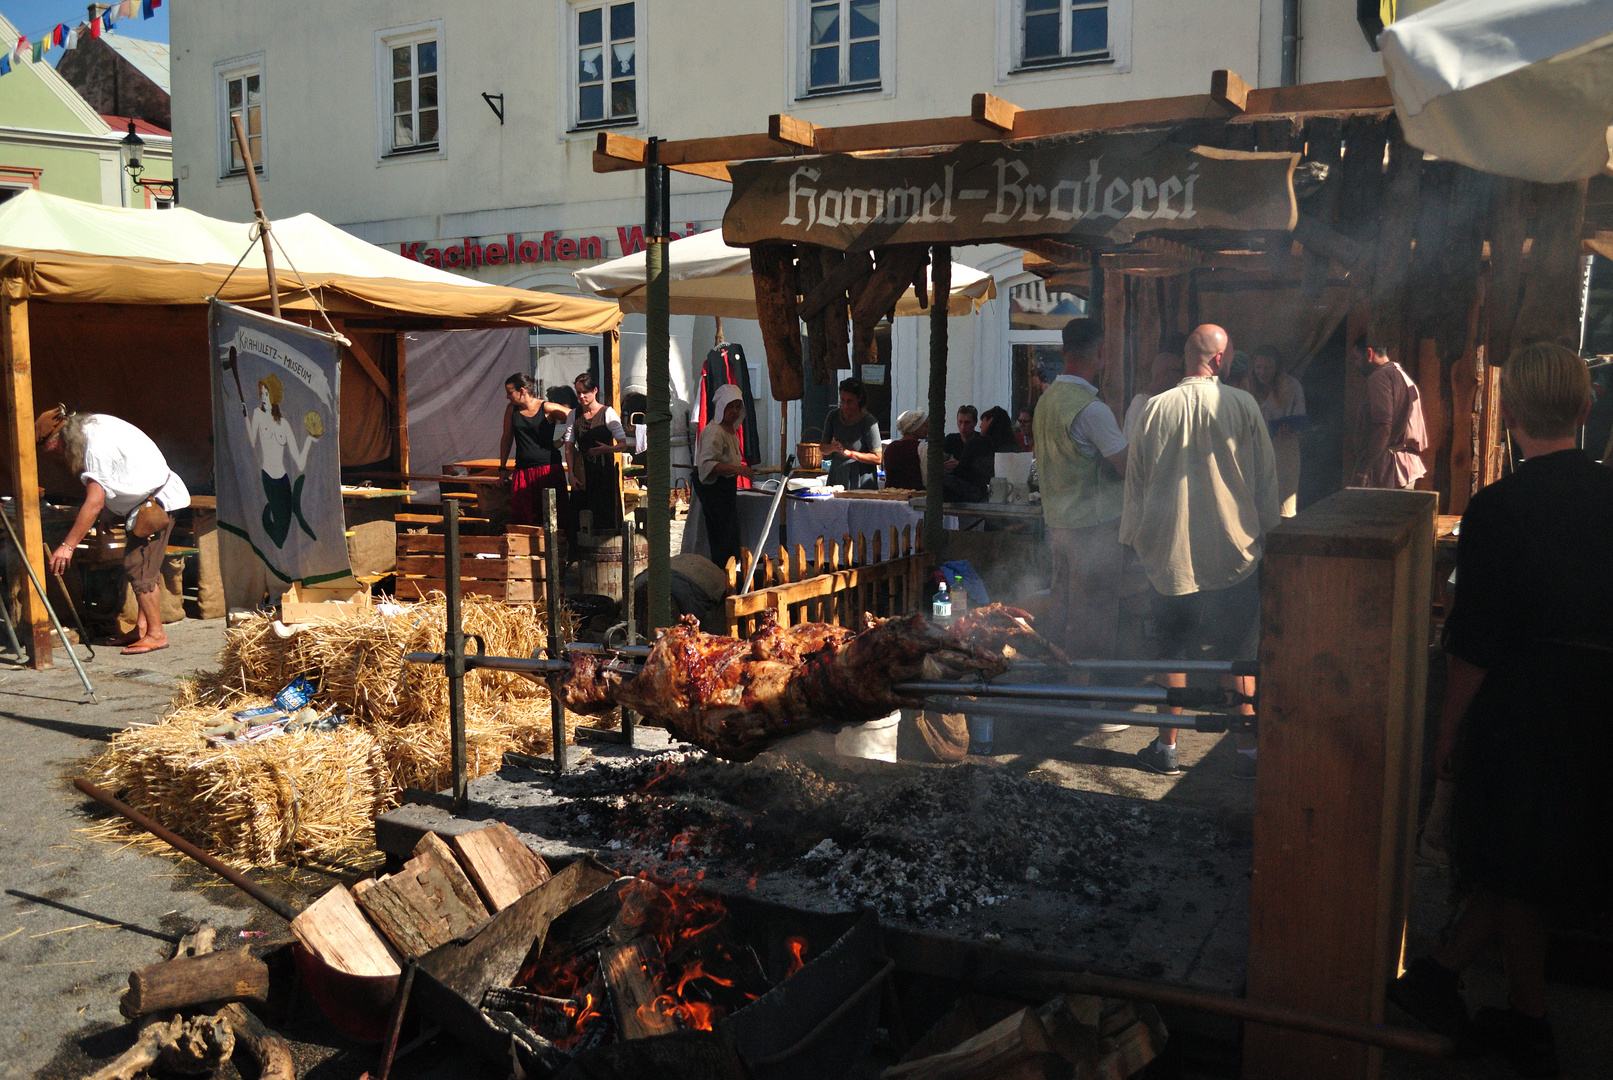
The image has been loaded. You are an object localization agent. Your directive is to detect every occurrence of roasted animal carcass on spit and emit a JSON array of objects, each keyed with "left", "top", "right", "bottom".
[
  {"left": 565, "top": 611, "right": 1011, "bottom": 759},
  {"left": 950, "top": 603, "right": 1072, "bottom": 667}
]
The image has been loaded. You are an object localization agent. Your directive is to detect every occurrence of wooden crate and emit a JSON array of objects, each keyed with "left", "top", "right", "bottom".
[{"left": 393, "top": 528, "right": 547, "bottom": 604}]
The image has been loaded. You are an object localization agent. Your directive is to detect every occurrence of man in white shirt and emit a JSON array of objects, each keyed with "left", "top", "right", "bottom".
[
  {"left": 37, "top": 407, "right": 190, "bottom": 655},
  {"left": 1032, "top": 318, "right": 1129, "bottom": 668},
  {"left": 1120, "top": 325, "right": 1279, "bottom": 777}
]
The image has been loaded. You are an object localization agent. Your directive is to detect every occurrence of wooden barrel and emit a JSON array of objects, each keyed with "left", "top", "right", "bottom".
[{"left": 575, "top": 532, "right": 650, "bottom": 601}]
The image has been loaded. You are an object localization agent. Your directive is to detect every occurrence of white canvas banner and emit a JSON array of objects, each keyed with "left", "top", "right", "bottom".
[{"left": 209, "top": 300, "right": 351, "bottom": 586}]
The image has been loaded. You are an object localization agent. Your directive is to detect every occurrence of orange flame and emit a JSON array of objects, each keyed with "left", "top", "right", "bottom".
[{"left": 784, "top": 936, "right": 808, "bottom": 978}]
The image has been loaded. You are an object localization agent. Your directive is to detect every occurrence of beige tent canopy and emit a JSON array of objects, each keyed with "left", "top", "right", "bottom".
[{"left": 0, "top": 191, "right": 619, "bottom": 666}]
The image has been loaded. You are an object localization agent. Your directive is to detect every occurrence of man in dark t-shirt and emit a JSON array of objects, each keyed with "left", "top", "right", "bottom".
[{"left": 942, "top": 406, "right": 992, "bottom": 502}]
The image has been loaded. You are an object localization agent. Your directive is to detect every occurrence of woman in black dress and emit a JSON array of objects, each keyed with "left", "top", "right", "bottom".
[
  {"left": 498, "top": 373, "right": 571, "bottom": 526},
  {"left": 1391, "top": 343, "right": 1612, "bottom": 1076},
  {"left": 563, "top": 371, "right": 629, "bottom": 537}
]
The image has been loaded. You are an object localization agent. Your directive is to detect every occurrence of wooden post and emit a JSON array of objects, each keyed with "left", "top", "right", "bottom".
[
  {"left": 1245, "top": 489, "right": 1435, "bottom": 1080},
  {"left": 924, "top": 246, "right": 951, "bottom": 558},
  {"left": 1, "top": 282, "right": 51, "bottom": 667},
  {"left": 1514, "top": 180, "right": 1589, "bottom": 348},
  {"left": 230, "top": 112, "right": 279, "bottom": 319},
  {"left": 394, "top": 331, "right": 410, "bottom": 476}
]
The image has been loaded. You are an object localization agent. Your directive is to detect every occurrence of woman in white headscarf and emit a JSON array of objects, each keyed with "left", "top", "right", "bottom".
[{"left": 695, "top": 384, "right": 755, "bottom": 570}]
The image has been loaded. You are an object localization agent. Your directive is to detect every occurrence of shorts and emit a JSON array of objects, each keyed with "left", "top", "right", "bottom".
[
  {"left": 1150, "top": 571, "right": 1260, "bottom": 663},
  {"left": 123, "top": 515, "right": 174, "bottom": 595}
]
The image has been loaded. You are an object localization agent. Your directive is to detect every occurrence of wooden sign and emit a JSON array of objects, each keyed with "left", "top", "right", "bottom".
[{"left": 723, "top": 131, "right": 1297, "bottom": 251}]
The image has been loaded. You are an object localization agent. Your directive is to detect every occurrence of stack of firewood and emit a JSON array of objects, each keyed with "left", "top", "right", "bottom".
[
  {"left": 86, "top": 924, "right": 293, "bottom": 1080},
  {"left": 885, "top": 992, "right": 1167, "bottom": 1080}
]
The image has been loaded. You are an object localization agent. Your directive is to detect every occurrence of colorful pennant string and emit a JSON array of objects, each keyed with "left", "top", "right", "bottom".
[{"left": 2, "top": 0, "right": 163, "bottom": 77}]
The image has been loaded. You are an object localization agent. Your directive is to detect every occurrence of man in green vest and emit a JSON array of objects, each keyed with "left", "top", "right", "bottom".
[{"left": 1032, "top": 318, "right": 1129, "bottom": 669}]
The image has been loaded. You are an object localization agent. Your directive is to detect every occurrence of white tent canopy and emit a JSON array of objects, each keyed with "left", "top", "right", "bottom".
[
  {"left": 1379, "top": 0, "right": 1613, "bottom": 182},
  {"left": 0, "top": 188, "right": 494, "bottom": 289},
  {"left": 572, "top": 228, "right": 996, "bottom": 318}
]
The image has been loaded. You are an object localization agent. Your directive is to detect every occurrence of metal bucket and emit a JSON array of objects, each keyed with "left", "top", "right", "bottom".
[{"left": 575, "top": 533, "right": 649, "bottom": 601}]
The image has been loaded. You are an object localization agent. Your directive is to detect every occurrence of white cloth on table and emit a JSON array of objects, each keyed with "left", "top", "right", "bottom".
[{"left": 788, "top": 496, "right": 924, "bottom": 557}]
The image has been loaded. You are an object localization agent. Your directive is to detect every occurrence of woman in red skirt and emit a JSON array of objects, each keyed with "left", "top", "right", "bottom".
[{"left": 498, "top": 373, "right": 571, "bottom": 527}]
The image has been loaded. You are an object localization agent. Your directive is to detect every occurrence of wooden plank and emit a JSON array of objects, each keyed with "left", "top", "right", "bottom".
[
  {"left": 800, "top": 250, "right": 874, "bottom": 321},
  {"left": 1246, "top": 489, "right": 1434, "bottom": 1080},
  {"left": 1243, "top": 76, "right": 1394, "bottom": 116},
  {"left": 592, "top": 132, "right": 733, "bottom": 181},
  {"left": 398, "top": 534, "right": 538, "bottom": 555},
  {"left": 820, "top": 247, "right": 852, "bottom": 376},
  {"left": 412, "top": 832, "right": 491, "bottom": 925},
  {"left": 354, "top": 845, "right": 488, "bottom": 959},
  {"left": 851, "top": 246, "right": 930, "bottom": 327},
  {"left": 1448, "top": 280, "right": 1484, "bottom": 516},
  {"left": 1291, "top": 214, "right": 1365, "bottom": 272},
  {"left": 768, "top": 113, "right": 821, "bottom": 150},
  {"left": 344, "top": 329, "right": 394, "bottom": 403},
  {"left": 1210, "top": 69, "right": 1250, "bottom": 114},
  {"left": 602, "top": 937, "right": 678, "bottom": 1039},
  {"left": 750, "top": 244, "right": 805, "bottom": 402},
  {"left": 289, "top": 886, "right": 401, "bottom": 978},
  {"left": 1, "top": 284, "right": 50, "bottom": 667},
  {"left": 394, "top": 555, "right": 530, "bottom": 580},
  {"left": 394, "top": 577, "right": 532, "bottom": 602},
  {"left": 1482, "top": 180, "right": 1527, "bottom": 487},
  {"left": 971, "top": 92, "right": 1022, "bottom": 132},
  {"left": 451, "top": 822, "right": 553, "bottom": 912},
  {"left": 1514, "top": 180, "right": 1590, "bottom": 348}
]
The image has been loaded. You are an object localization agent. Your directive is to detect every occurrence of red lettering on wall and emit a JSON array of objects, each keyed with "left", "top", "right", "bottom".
[
  {"left": 486, "top": 242, "right": 507, "bottom": 265},
  {"left": 518, "top": 240, "right": 539, "bottom": 262},
  {"left": 558, "top": 237, "right": 578, "bottom": 260},
  {"left": 580, "top": 236, "right": 604, "bottom": 259},
  {"left": 444, "top": 246, "right": 464, "bottom": 267},
  {"left": 424, "top": 248, "right": 442, "bottom": 267},
  {"left": 462, "top": 238, "right": 484, "bottom": 266},
  {"left": 616, "top": 225, "right": 645, "bottom": 255},
  {"left": 399, "top": 242, "right": 422, "bottom": 262}
]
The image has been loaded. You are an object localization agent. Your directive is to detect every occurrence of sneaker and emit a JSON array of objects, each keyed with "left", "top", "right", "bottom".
[
  {"left": 1387, "top": 958, "right": 1479, "bottom": 1056},
  {"left": 967, "top": 741, "right": 994, "bottom": 757},
  {"left": 1474, "top": 1006, "right": 1559, "bottom": 1078},
  {"left": 1231, "top": 752, "right": 1258, "bottom": 780},
  {"left": 1135, "top": 739, "right": 1182, "bottom": 776}
]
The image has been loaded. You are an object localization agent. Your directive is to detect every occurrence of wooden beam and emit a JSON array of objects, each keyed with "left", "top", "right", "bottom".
[
  {"left": 343, "top": 329, "right": 393, "bottom": 403},
  {"left": 970, "top": 92, "right": 1022, "bottom": 132},
  {"left": 394, "top": 331, "right": 410, "bottom": 476},
  {"left": 1244, "top": 76, "right": 1395, "bottom": 116},
  {"left": 1210, "top": 69, "right": 1250, "bottom": 114},
  {"left": 591, "top": 133, "right": 733, "bottom": 181},
  {"left": 768, "top": 113, "right": 821, "bottom": 150},
  {"left": 1, "top": 281, "right": 50, "bottom": 667},
  {"left": 799, "top": 250, "right": 873, "bottom": 320}
]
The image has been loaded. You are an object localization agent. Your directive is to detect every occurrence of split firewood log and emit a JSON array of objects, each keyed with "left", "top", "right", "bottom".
[
  {"left": 119, "top": 948, "right": 270, "bottom": 1019},
  {"left": 83, "top": 1012, "right": 235, "bottom": 1080}
]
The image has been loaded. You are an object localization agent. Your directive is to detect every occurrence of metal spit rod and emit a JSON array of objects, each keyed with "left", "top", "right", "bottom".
[
  {"left": 558, "top": 646, "right": 1254, "bottom": 680},
  {"left": 739, "top": 454, "right": 796, "bottom": 595},
  {"left": 443, "top": 497, "right": 468, "bottom": 812},
  {"left": 923, "top": 697, "right": 1241, "bottom": 735}
]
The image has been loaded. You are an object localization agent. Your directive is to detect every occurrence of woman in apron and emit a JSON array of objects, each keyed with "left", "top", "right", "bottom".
[
  {"left": 694, "top": 384, "right": 754, "bottom": 571},
  {"left": 499, "top": 373, "right": 571, "bottom": 527},
  {"left": 563, "top": 371, "right": 628, "bottom": 539}
]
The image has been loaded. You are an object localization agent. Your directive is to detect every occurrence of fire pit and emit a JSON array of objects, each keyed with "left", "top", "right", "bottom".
[{"left": 412, "top": 855, "right": 889, "bottom": 1079}]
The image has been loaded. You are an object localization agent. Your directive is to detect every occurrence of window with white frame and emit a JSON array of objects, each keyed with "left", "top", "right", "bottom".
[
  {"left": 574, "top": 2, "right": 637, "bottom": 128},
  {"left": 384, "top": 30, "right": 440, "bottom": 154},
  {"left": 802, "top": 0, "right": 882, "bottom": 96},
  {"left": 1018, "top": 0, "right": 1110, "bottom": 69},
  {"left": 216, "top": 58, "right": 264, "bottom": 177}
]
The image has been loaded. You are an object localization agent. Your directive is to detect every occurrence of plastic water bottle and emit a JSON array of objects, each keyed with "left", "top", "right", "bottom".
[
  {"left": 932, "top": 578, "right": 951, "bottom": 624},
  {"left": 951, "top": 574, "right": 969, "bottom": 619}
]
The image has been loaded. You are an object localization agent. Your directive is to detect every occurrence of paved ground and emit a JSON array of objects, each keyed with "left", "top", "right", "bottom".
[{"left": 0, "top": 619, "right": 247, "bottom": 1080}]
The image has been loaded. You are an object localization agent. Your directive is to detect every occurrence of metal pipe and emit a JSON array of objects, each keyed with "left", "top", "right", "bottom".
[
  {"left": 895, "top": 680, "right": 1236, "bottom": 710},
  {"left": 1280, "top": 0, "right": 1300, "bottom": 86},
  {"left": 544, "top": 487, "right": 568, "bottom": 775},
  {"left": 644, "top": 138, "right": 673, "bottom": 633},
  {"left": 740, "top": 455, "right": 795, "bottom": 595},
  {"left": 565, "top": 642, "right": 651, "bottom": 658},
  {"left": 403, "top": 651, "right": 572, "bottom": 676},
  {"left": 443, "top": 497, "right": 467, "bottom": 812},
  {"left": 922, "top": 697, "right": 1235, "bottom": 735},
  {"left": 619, "top": 509, "right": 637, "bottom": 747},
  {"left": 74, "top": 777, "right": 299, "bottom": 922},
  {"left": 0, "top": 506, "right": 95, "bottom": 701},
  {"left": 1061, "top": 658, "right": 1258, "bottom": 677}
]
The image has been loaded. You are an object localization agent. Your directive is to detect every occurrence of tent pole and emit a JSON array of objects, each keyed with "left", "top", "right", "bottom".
[
  {"left": 924, "top": 247, "right": 951, "bottom": 560},
  {"left": 644, "top": 140, "right": 673, "bottom": 632},
  {"left": 1, "top": 282, "right": 51, "bottom": 668},
  {"left": 230, "top": 113, "right": 280, "bottom": 319}
]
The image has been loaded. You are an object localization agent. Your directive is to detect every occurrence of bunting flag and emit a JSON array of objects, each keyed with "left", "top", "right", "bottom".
[
  {"left": 13, "top": 36, "right": 27, "bottom": 63},
  {"left": 65, "top": 27, "right": 79, "bottom": 50},
  {"left": 89, "top": 16, "right": 102, "bottom": 38},
  {"left": 101, "top": 10, "right": 114, "bottom": 31},
  {"left": 0, "top": 0, "right": 166, "bottom": 79},
  {"left": 31, "top": 40, "right": 43, "bottom": 62},
  {"left": 0, "top": 56, "right": 10, "bottom": 76},
  {"left": 142, "top": 0, "right": 155, "bottom": 17},
  {"left": 119, "top": 1, "right": 136, "bottom": 18},
  {"left": 53, "top": 24, "right": 66, "bottom": 47}
]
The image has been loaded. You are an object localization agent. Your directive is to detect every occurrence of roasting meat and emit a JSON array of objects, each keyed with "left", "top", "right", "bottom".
[
  {"left": 565, "top": 612, "right": 1009, "bottom": 759},
  {"left": 950, "top": 603, "right": 1072, "bottom": 666}
]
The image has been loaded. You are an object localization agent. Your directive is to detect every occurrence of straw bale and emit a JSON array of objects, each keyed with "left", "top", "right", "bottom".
[{"left": 88, "top": 596, "right": 581, "bottom": 867}]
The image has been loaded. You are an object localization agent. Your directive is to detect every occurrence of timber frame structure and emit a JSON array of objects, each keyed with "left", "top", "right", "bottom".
[{"left": 593, "top": 70, "right": 1610, "bottom": 522}]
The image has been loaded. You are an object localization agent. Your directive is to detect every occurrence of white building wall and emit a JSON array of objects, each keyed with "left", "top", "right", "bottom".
[{"left": 171, "top": 1, "right": 1384, "bottom": 465}]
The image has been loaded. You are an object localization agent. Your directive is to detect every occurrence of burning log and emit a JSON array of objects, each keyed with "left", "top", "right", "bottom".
[
  {"left": 601, "top": 937, "right": 678, "bottom": 1039},
  {"left": 565, "top": 612, "right": 1009, "bottom": 760}
]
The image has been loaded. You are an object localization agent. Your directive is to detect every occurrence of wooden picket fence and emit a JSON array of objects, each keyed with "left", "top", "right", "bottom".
[{"left": 723, "top": 525, "right": 933, "bottom": 638}]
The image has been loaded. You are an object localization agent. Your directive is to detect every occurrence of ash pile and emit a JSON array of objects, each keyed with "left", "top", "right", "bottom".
[{"left": 484, "top": 747, "right": 1247, "bottom": 976}]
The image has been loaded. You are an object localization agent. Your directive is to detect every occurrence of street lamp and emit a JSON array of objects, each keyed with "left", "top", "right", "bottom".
[{"left": 121, "top": 120, "right": 145, "bottom": 182}]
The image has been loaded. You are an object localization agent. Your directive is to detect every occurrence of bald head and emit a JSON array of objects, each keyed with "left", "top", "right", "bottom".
[{"left": 1184, "top": 325, "right": 1229, "bottom": 378}]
